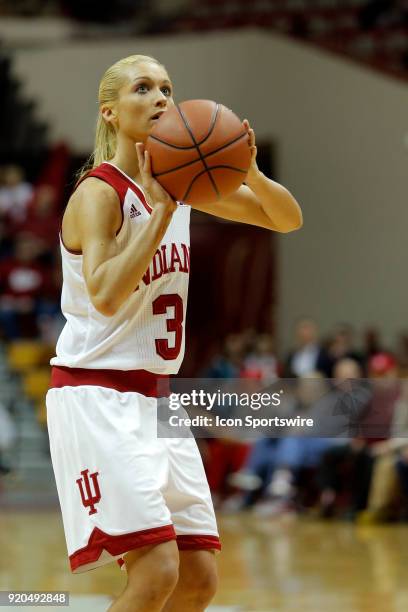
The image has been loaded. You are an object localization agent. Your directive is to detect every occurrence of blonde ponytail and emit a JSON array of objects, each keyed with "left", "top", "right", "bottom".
[
  {"left": 93, "top": 114, "right": 117, "bottom": 168},
  {"left": 76, "top": 54, "right": 164, "bottom": 183}
]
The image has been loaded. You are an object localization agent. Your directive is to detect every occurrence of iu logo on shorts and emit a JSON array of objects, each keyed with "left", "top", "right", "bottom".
[{"left": 76, "top": 469, "right": 101, "bottom": 515}]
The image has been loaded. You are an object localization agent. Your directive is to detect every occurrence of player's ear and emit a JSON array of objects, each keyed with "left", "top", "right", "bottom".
[{"left": 101, "top": 104, "right": 117, "bottom": 126}]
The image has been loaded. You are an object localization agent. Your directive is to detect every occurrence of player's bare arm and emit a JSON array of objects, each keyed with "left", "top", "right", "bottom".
[
  {"left": 189, "top": 120, "right": 302, "bottom": 232},
  {"left": 194, "top": 181, "right": 302, "bottom": 232},
  {"left": 65, "top": 174, "right": 175, "bottom": 317}
]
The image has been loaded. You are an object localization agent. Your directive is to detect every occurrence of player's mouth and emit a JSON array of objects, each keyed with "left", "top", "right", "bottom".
[{"left": 150, "top": 111, "right": 165, "bottom": 122}]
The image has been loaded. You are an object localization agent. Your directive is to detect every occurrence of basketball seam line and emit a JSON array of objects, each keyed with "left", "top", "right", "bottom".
[
  {"left": 149, "top": 103, "right": 220, "bottom": 150},
  {"left": 176, "top": 104, "right": 220, "bottom": 200},
  {"left": 153, "top": 131, "right": 248, "bottom": 178},
  {"left": 183, "top": 165, "right": 247, "bottom": 202}
]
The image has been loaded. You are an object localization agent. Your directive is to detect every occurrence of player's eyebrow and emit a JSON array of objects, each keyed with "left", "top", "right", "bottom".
[{"left": 133, "top": 76, "right": 172, "bottom": 85}]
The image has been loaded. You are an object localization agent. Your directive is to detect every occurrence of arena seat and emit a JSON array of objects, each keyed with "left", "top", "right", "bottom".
[
  {"left": 6, "top": 341, "right": 53, "bottom": 372},
  {"left": 22, "top": 367, "right": 50, "bottom": 402},
  {"left": 21, "top": 368, "right": 51, "bottom": 428},
  {"left": 34, "top": 400, "right": 47, "bottom": 428}
]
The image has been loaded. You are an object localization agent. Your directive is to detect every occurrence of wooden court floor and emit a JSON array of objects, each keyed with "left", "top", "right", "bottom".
[{"left": 1, "top": 510, "right": 408, "bottom": 611}]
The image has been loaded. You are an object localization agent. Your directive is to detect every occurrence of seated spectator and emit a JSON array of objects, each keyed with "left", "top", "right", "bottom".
[
  {"left": 203, "top": 332, "right": 247, "bottom": 378},
  {"left": 201, "top": 333, "right": 254, "bottom": 505},
  {"left": 318, "top": 353, "right": 400, "bottom": 519},
  {"left": 356, "top": 352, "right": 399, "bottom": 439},
  {"left": 363, "top": 326, "right": 384, "bottom": 359},
  {"left": 0, "top": 165, "right": 33, "bottom": 225},
  {"left": 258, "top": 361, "right": 367, "bottom": 516},
  {"left": 13, "top": 184, "right": 60, "bottom": 251},
  {"left": 284, "top": 318, "right": 327, "bottom": 377},
  {"left": 226, "top": 382, "right": 299, "bottom": 508},
  {"left": 359, "top": 374, "right": 408, "bottom": 523},
  {"left": 318, "top": 323, "right": 364, "bottom": 377},
  {"left": 228, "top": 370, "right": 347, "bottom": 512},
  {"left": 0, "top": 232, "right": 47, "bottom": 339},
  {"left": 241, "top": 333, "right": 279, "bottom": 384}
]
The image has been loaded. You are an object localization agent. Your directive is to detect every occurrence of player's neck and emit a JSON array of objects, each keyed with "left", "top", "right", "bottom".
[{"left": 110, "top": 140, "right": 141, "bottom": 183}]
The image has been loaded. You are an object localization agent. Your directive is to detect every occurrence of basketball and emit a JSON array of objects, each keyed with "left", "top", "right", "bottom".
[{"left": 146, "top": 99, "right": 251, "bottom": 205}]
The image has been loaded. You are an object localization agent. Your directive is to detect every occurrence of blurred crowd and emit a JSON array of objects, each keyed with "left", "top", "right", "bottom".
[
  {"left": 1, "top": 0, "right": 407, "bottom": 31},
  {"left": 358, "top": 0, "right": 408, "bottom": 30},
  {"left": 1, "top": 1, "right": 407, "bottom": 82},
  {"left": 200, "top": 321, "right": 408, "bottom": 525},
  {"left": 0, "top": 164, "right": 62, "bottom": 344},
  {"left": 0, "top": 0, "right": 177, "bottom": 21}
]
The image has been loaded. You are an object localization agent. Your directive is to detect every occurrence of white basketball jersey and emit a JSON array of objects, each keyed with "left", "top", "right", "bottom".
[{"left": 51, "top": 162, "right": 191, "bottom": 374}]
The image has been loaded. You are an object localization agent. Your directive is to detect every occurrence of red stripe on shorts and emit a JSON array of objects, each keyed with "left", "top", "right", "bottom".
[
  {"left": 50, "top": 366, "right": 170, "bottom": 397},
  {"left": 70, "top": 524, "right": 176, "bottom": 572},
  {"left": 177, "top": 534, "right": 222, "bottom": 551},
  {"left": 117, "top": 533, "right": 222, "bottom": 569}
]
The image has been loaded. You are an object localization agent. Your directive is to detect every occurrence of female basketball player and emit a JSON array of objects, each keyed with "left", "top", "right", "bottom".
[{"left": 46, "top": 54, "right": 302, "bottom": 612}]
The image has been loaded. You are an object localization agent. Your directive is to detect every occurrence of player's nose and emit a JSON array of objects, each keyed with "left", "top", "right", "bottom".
[{"left": 154, "top": 90, "right": 168, "bottom": 107}]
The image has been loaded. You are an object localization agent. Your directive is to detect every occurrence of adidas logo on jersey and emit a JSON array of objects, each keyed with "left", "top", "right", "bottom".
[{"left": 130, "top": 204, "right": 141, "bottom": 218}]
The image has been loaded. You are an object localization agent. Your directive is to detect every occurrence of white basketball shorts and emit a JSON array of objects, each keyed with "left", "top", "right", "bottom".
[{"left": 46, "top": 378, "right": 220, "bottom": 573}]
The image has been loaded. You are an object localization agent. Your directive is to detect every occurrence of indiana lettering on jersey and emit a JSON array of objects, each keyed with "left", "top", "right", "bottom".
[{"left": 135, "top": 242, "right": 190, "bottom": 291}]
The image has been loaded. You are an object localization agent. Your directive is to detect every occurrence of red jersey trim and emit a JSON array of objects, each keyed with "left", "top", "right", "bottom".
[
  {"left": 70, "top": 524, "right": 176, "bottom": 572},
  {"left": 50, "top": 366, "right": 170, "bottom": 397},
  {"left": 104, "top": 162, "right": 152, "bottom": 214}
]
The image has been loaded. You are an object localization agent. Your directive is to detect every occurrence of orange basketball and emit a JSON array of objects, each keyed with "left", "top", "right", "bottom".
[{"left": 146, "top": 100, "right": 251, "bottom": 205}]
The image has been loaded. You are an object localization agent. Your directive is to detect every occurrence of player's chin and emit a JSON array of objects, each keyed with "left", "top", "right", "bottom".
[{"left": 129, "top": 128, "right": 149, "bottom": 143}]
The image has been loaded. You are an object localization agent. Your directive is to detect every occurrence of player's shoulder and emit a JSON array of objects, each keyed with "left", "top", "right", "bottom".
[
  {"left": 66, "top": 171, "right": 121, "bottom": 233},
  {"left": 75, "top": 174, "right": 117, "bottom": 195},
  {"left": 69, "top": 172, "right": 119, "bottom": 209}
]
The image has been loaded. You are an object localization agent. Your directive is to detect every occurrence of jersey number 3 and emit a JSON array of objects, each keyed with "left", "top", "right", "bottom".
[{"left": 152, "top": 294, "right": 184, "bottom": 360}]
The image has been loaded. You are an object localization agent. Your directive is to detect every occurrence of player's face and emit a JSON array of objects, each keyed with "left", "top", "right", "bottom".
[{"left": 111, "top": 62, "right": 174, "bottom": 142}]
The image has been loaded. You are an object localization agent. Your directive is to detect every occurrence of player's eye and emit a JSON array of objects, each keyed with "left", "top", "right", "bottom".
[
  {"left": 161, "top": 86, "right": 172, "bottom": 97},
  {"left": 135, "top": 83, "right": 149, "bottom": 94}
]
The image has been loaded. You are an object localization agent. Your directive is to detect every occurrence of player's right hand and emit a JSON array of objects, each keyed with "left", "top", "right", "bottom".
[{"left": 136, "top": 143, "right": 177, "bottom": 213}]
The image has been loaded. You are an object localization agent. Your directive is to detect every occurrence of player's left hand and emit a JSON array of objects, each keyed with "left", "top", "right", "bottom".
[
  {"left": 243, "top": 119, "right": 261, "bottom": 187},
  {"left": 135, "top": 142, "right": 176, "bottom": 213}
]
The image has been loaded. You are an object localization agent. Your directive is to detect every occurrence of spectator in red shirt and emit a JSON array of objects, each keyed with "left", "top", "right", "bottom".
[
  {"left": 13, "top": 184, "right": 60, "bottom": 250},
  {"left": 0, "top": 233, "right": 46, "bottom": 339}
]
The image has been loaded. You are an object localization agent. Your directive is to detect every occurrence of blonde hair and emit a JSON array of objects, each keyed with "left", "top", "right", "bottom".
[{"left": 77, "top": 54, "right": 164, "bottom": 182}]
